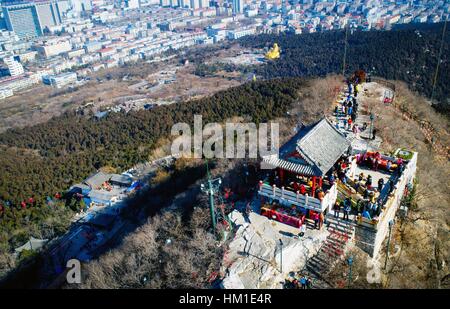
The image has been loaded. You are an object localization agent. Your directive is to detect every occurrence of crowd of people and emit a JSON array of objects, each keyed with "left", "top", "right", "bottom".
[
  {"left": 331, "top": 151, "right": 405, "bottom": 222},
  {"left": 334, "top": 80, "right": 360, "bottom": 134},
  {"left": 284, "top": 273, "right": 314, "bottom": 289},
  {"left": 269, "top": 171, "right": 330, "bottom": 203}
]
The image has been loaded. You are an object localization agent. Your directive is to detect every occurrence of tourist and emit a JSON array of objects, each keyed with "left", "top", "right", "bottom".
[
  {"left": 386, "top": 160, "right": 392, "bottom": 172},
  {"left": 354, "top": 178, "right": 361, "bottom": 193},
  {"left": 367, "top": 202, "right": 374, "bottom": 216},
  {"left": 352, "top": 124, "right": 360, "bottom": 138},
  {"left": 317, "top": 189, "right": 325, "bottom": 201},
  {"left": 313, "top": 212, "right": 319, "bottom": 229},
  {"left": 366, "top": 175, "right": 372, "bottom": 189},
  {"left": 299, "top": 222, "right": 307, "bottom": 237},
  {"left": 300, "top": 184, "right": 306, "bottom": 195},
  {"left": 319, "top": 212, "right": 324, "bottom": 230},
  {"left": 359, "top": 172, "right": 364, "bottom": 181},
  {"left": 329, "top": 173, "right": 335, "bottom": 186},
  {"left": 334, "top": 201, "right": 341, "bottom": 218},
  {"left": 374, "top": 158, "right": 379, "bottom": 171},
  {"left": 376, "top": 202, "right": 382, "bottom": 216},
  {"left": 378, "top": 178, "right": 384, "bottom": 192},
  {"left": 351, "top": 111, "right": 357, "bottom": 123},
  {"left": 306, "top": 277, "right": 312, "bottom": 289},
  {"left": 388, "top": 179, "right": 395, "bottom": 195},
  {"left": 300, "top": 276, "right": 307, "bottom": 289},
  {"left": 356, "top": 199, "right": 363, "bottom": 214},
  {"left": 362, "top": 208, "right": 372, "bottom": 220},
  {"left": 343, "top": 198, "right": 351, "bottom": 221},
  {"left": 363, "top": 189, "right": 369, "bottom": 200},
  {"left": 362, "top": 122, "right": 368, "bottom": 131},
  {"left": 372, "top": 191, "right": 378, "bottom": 204},
  {"left": 246, "top": 202, "right": 252, "bottom": 214}
]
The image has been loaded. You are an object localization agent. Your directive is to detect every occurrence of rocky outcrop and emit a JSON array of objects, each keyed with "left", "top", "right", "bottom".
[{"left": 221, "top": 210, "right": 328, "bottom": 289}]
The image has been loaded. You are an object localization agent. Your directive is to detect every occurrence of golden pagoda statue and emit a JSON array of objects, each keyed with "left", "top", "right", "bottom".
[{"left": 265, "top": 43, "right": 281, "bottom": 60}]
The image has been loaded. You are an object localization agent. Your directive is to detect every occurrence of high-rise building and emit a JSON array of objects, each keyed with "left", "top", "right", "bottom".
[
  {"left": 198, "top": 0, "right": 208, "bottom": 8},
  {"left": 177, "top": 0, "right": 188, "bottom": 8},
  {"left": 188, "top": 0, "right": 208, "bottom": 9},
  {"left": 71, "top": 0, "right": 93, "bottom": 12},
  {"left": 35, "top": 1, "right": 63, "bottom": 29},
  {"left": 2, "top": 1, "right": 67, "bottom": 39},
  {"left": 56, "top": 0, "right": 72, "bottom": 16},
  {"left": 125, "top": 0, "right": 140, "bottom": 8},
  {"left": 2, "top": 3, "right": 43, "bottom": 39},
  {"left": 3, "top": 56, "right": 24, "bottom": 76},
  {"left": 190, "top": 0, "right": 199, "bottom": 9},
  {"left": 232, "top": 0, "right": 243, "bottom": 14}
]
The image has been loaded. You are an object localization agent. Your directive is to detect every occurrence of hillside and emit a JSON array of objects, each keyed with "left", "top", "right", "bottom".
[
  {"left": 239, "top": 22, "right": 449, "bottom": 113},
  {"left": 76, "top": 77, "right": 449, "bottom": 289},
  {"left": 0, "top": 77, "right": 308, "bottom": 275}
]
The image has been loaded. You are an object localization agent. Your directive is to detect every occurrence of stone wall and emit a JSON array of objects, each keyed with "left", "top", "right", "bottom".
[{"left": 355, "top": 152, "right": 417, "bottom": 257}]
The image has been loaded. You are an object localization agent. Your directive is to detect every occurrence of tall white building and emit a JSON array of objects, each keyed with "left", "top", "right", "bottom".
[
  {"left": 198, "top": 0, "right": 208, "bottom": 8},
  {"left": 232, "top": 0, "right": 244, "bottom": 14},
  {"left": 4, "top": 56, "right": 24, "bottom": 77},
  {"left": 125, "top": 0, "right": 140, "bottom": 8},
  {"left": 71, "top": 0, "right": 93, "bottom": 12},
  {"left": 178, "top": 0, "right": 188, "bottom": 7},
  {"left": 190, "top": 0, "right": 200, "bottom": 10}
]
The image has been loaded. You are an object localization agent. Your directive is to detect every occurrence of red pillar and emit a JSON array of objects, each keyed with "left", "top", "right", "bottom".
[
  {"left": 319, "top": 177, "right": 323, "bottom": 189},
  {"left": 312, "top": 176, "right": 316, "bottom": 197},
  {"left": 279, "top": 168, "right": 284, "bottom": 185}
]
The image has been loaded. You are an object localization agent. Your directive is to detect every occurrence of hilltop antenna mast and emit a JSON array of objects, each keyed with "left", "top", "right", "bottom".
[
  {"left": 200, "top": 159, "right": 222, "bottom": 235},
  {"left": 342, "top": 24, "right": 349, "bottom": 77},
  {"left": 430, "top": 18, "right": 447, "bottom": 104}
]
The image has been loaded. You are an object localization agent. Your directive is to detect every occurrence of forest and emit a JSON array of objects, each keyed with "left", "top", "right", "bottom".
[
  {"left": 0, "top": 77, "right": 306, "bottom": 256},
  {"left": 239, "top": 22, "right": 449, "bottom": 113}
]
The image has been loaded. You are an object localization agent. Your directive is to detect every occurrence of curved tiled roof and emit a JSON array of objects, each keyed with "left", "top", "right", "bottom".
[
  {"left": 295, "top": 117, "right": 350, "bottom": 176},
  {"left": 262, "top": 117, "right": 350, "bottom": 176}
]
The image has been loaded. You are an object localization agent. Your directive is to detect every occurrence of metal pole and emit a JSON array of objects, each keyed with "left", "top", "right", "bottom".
[
  {"left": 347, "top": 256, "right": 353, "bottom": 288},
  {"left": 369, "top": 113, "right": 374, "bottom": 140},
  {"left": 209, "top": 180, "right": 216, "bottom": 232},
  {"left": 430, "top": 19, "right": 447, "bottom": 104},
  {"left": 342, "top": 25, "right": 349, "bottom": 77},
  {"left": 279, "top": 239, "right": 283, "bottom": 273},
  {"left": 384, "top": 220, "right": 394, "bottom": 270},
  {"left": 205, "top": 159, "right": 216, "bottom": 232}
]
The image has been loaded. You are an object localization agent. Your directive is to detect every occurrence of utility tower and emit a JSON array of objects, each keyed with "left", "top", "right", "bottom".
[
  {"left": 342, "top": 24, "right": 349, "bottom": 77},
  {"left": 200, "top": 160, "right": 221, "bottom": 233}
]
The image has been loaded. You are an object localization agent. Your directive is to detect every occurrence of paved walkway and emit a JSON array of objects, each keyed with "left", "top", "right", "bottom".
[{"left": 330, "top": 84, "right": 382, "bottom": 152}]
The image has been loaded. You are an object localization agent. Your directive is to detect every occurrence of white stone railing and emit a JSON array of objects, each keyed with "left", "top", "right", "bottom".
[{"left": 258, "top": 182, "right": 336, "bottom": 213}]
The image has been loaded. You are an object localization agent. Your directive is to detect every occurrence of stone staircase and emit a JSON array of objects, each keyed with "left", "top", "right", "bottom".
[
  {"left": 331, "top": 84, "right": 383, "bottom": 151},
  {"left": 299, "top": 217, "right": 355, "bottom": 288}
]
